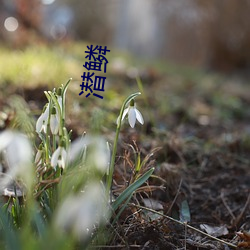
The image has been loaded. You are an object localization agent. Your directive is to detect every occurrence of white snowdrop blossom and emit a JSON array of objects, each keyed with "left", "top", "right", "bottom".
[
  {"left": 121, "top": 99, "right": 144, "bottom": 128},
  {"left": 54, "top": 182, "right": 109, "bottom": 240},
  {"left": 50, "top": 106, "right": 60, "bottom": 135},
  {"left": 36, "top": 103, "right": 50, "bottom": 133},
  {"left": 51, "top": 145, "right": 67, "bottom": 169},
  {"left": 0, "top": 130, "right": 33, "bottom": 190},
  {"left": 67, "top": 135, "right": 110, "bottom": 173},
  {"left": 88, "top": 137, "right": 110, "bottom": 173}
]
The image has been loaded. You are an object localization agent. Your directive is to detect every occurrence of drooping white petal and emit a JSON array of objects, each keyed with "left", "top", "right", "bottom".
[
  {"left": 128, "top": 107, "right": 136, "bottom": 128},
  {"left": 36, "top": 104, "right": 50, "bottom": 134},
  {"left": 59, "top": 148, "right": 67, "bottom": 169},
  {"left": 36, "top": 113, "right": 45, "bottom": 133},
  {"left": 121, "top": 107, "right": 129, "bottom": 121},
  {"left": 67, "top": 135, "right": 109, "bottom": 172},
  {"left": 67, "top": 136, "right": 88, "bottom": 163},
  {"left": 54, "top": 182, "right": 109, "bottom": 240},
  {"left": 116, "top": 107, "right": 129, "bottom": 125},
  {"left": 35, "top": 149, "right": 43, "bottom": 164},
  {"left": 135, "top": 109, "right": 144, "bottom": 125},
  {"left": 0, "top": 130, "right": 33, "bottom": 190},
  {"left": 51, "top": 146, "right": 67, "bottom": 169},
  {"left": 61, "top": 148, "right": 67, "bottom": 161},
  {"left": 57, "top": 158, "right": 65, "bottom": 169},
  {"left": 92, "top": 137, "right": 110, "bottom": 173},
  {"left": 6, "top": 133, "right": 32, "bottom": 171},
  {"left": 0, "top": 130, "right": 14, "bottom": 151},
  {"left": 41, "top": 121, "right": 48, "bottom": 133},
  {"left": 51, "top": 147, "right": 61, "bottom": 168},
  {"left": 50, "top": 114, "right": 59, "bottom": 135}
]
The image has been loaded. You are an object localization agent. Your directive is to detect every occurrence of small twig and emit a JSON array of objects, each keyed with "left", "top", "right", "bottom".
[
  {"left": 135, "top": 185, "right": 164, "bottom": 193},
  {"left": 233, "top": 192, "right": 250, "bottom": 227},
  {"left": 106, "top": 222, "right": 128, "bottom": 248},
  {"left": 39, "top": 178, "right": 60, "bottom": 184},
  {"left": 166, "top": 178, "right": 183, "bottom": 215},
  {"left": 34, "top": 180, "right": 59, "bottom": 198},
  {"left": 130, "top": 203, "right": 237, "bottom": 249},
  {"left": 184, "top": 221, "right": 187, "bottom": 250},
  {"left": 89, "top": 245, "right": 141, "bottom": 248},
  {"left": 221, "top": 190, "right": 236, "bottom": 221}
]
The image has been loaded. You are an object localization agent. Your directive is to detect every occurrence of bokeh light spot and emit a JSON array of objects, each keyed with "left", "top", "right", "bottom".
[
  {"left": 41, "top": 0, "right": 55, "bottom": 5},
  {"left": 50, "top": 24, "right": 66, "bottom": 40},
  {"left": 4, "top": 17, "right": 19, "bottom": 32}
]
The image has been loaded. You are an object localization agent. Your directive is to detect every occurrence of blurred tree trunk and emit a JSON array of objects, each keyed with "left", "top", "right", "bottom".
[
  {"left": 15, "top": 0, "right": 42, "bottom": 46},
  {"left": 204, "top": 0, "right": 250, "bottom": 71}
]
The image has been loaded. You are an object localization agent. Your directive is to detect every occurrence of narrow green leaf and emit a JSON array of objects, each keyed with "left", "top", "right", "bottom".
[
  {"left": 62, "top": 78, "right": 72, "bottom": 99},
  {"left": 112, "top": 167, "right": 154, "bottom": 211},
  {"left": 0, "top": 208, "right": 21, "bottom": 250},
  {"left": 112, "top": 193, "right": 133, "bottom": 225},
  {"left": 135, "top": 152, "right": 141, "bottom": 172}
]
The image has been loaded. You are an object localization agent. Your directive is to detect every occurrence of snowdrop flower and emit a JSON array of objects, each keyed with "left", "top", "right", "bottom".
[
  {"left": 121, "top": 99, "right": 144, "bottom": 128},
  {"left": 87, "top": 137, "right": 110, "bottom": 173},
  {"left": 51, "top": 142, "right": 67, "bottom": 169},
  {"left": 67, "top": 135, "right": 110, "bottom": 173},
  {"left": 54, "top": 182, "right": 109, "bottom": 240},
  {"left": 0, "top": 130, "right": 33, "bottom": 190},
  {"left": 50, "top": 106, "right": 59, "bottom": 135},
  {"left": 36, "top": 103, "right": 50, "bottom": 133}
]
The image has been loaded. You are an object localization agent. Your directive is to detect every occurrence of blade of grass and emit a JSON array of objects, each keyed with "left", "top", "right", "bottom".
[
  {"left": 112, "top": 193, "right": 133, "bottom": 225},
  {"left": 112, "top": 167, "right": 154, "bottom": 211},
  {"left": 0, "top": 208, "right": 21, "bottom": 250}
]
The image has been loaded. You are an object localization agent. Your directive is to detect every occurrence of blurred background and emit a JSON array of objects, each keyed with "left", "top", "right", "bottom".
[{"left": 1, "top": 0, "right": 250, "bottom": 73}]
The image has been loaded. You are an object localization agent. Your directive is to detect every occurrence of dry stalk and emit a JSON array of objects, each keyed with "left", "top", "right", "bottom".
[{"left": 130, "top": 203, "right": 237, "bottom": 249}]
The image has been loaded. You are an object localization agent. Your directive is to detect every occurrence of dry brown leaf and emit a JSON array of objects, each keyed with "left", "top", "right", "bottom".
[
  {"left": 237, "top": 231, "right": 250, "bottom": 248},
  {"left": 143, "top": 198, "right": 164, "bottom": 211},
  {"left": 200, "top": 224, "right": 229, "bottom": 237}
]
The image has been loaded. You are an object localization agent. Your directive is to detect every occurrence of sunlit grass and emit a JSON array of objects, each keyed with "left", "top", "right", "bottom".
[{"left": 0, "top": 44, "right": 82, "bottom": 87}]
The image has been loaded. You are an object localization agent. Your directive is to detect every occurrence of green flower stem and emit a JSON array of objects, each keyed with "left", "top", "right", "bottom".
[
  {"left": 63, "top": 127, "right": 70, "bottom": 150},
  {"left": 106, "top": 92, "right": 141, "bottom": 196},
  {"left": 52, "top": 134, "right": 56, "bottom": 152},
  {"left": 44, "top": 96, "right": 53, "bottom": 164},
  {"left": 61, "top": 78, "right": 72, "bottom": 127}
]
